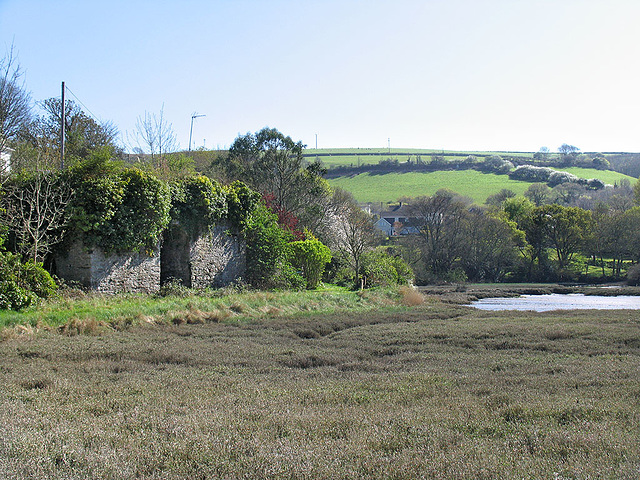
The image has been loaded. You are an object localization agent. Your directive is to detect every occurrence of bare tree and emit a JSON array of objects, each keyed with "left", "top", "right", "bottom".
[
  {"left": 0, "top": 43, "right": 32, "bottom": 174},
  {"left": 127, "top": 104, "right": 178, "bottom": 165},
  {"left": 2, "top": 168, "right": 72, "bottom": 263},
  {"left": 407, "top": 190, "right": 469, "bottom": 278},
  {"left": 331, "top": 190, "right": 379, "bottom": 287}
]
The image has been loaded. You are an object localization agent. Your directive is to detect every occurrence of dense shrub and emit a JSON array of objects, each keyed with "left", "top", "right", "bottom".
[
  {"left": 548, "top": 171, "right": 580, "bottom": 187},
  {"left": 65, "top": 154, "right": 171, "bottom": 253},
  {"left": 243, "top": 205, "right": 295, "bottom": 289},
  {"left": 627, "top": 263, "right": 640, "bottom": 286},
  {"left": 586, "top": 178, "right": 606, "bottom": 190},
  {"left": 592, "top": 155, "right": 610, "bottom": 170},
  {"left": 170, "top": 175, "right": 227, "bottom": 238},
  {"left": 0, "top": 252, "right": 57, "bottom": 310},
  {"left": 20, "top": 260, "right": 58, "bottom": 298},
  {"left": 509, "top": 165, "right": 555, "bottom": 182},
  {"left": 358, "top": 247, "right": 414, "bottom": 288},
  {"left": 0, "top": 280, "right": 33, "bottom": 311},
  {"left": 224, "top": 181, "right": 261, "bottom": 231},
  {"left": 272, "top": 263, "right": 306, "bottom": 291},
  {"left": 288, "top": 233, "right": 332, "bottom": 289},
  {"left": 480, "top": 155, "right": 514, "bottom": 174}
]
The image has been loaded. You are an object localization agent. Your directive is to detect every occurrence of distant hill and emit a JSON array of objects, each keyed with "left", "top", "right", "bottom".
[{"left": 309, "top": 148, "right": 637, "bottom": 204}]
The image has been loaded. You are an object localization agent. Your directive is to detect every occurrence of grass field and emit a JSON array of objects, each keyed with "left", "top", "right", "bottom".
[
  {"left": 0, "top": 286, "right": 400, "bottom": 332},
  {"left": 562, "top": 167, "right": 635, "bottom": 185},
  {"left": 327, "top": 168, "right": 636, "bottom": 204},
  {"left": 305, "top": 149, "right": 537, "bottom": 168},
  {"left": 304, "top": 148, "right": 532, "bottom": 168},
  {"left": 327, "top": 170, "right": 532, "bottom": 204},
  {"left": 0, "top": 291, "right": 638, "bottom": 479}
]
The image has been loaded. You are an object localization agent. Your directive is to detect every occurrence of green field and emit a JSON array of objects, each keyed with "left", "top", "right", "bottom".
[
  {"left": 0, "top": 289, "right": 638, "bottom": 479},
  {"left": 327, "top": 168, "right": 635, "bottom": 204},
  {"left": 562, "top": 167, "right": 635, "bottom": 185},
  {"left": 327, "top": 171, "right": 525, "bottom": 204},
  {"left": 305, "top": 148, "right": 537, "bottom": 168}
]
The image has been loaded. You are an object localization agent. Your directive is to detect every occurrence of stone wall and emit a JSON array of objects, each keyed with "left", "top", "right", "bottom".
[
  {"left": 56, "top": 225, "right": 246, "bottom": 293},
  {"left": 55, "top": 241, "right": 161, "bottom": 294},
  {"left": 161, "top": 224, "right": 245, "bottom": 289},
  {"left": 189, "top": 225, "right": 245, "bottom": 288}
]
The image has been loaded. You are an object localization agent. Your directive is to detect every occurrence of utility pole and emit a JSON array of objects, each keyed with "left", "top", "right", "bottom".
[
  {"left": 189, "top": 113, "right": 205, "bottom": 152},
  {"left": 60, "top": 81, "right": 65, "bottom": 169}
]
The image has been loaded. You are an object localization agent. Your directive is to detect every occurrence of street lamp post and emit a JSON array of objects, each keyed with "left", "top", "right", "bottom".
[{"left": 189, "top": 113, "right": 206, "bottom": 152}]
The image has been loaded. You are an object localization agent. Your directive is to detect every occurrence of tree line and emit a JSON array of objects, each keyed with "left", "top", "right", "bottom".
[{"left": 396, "top": 181, "right": 640, "bottom": 285}]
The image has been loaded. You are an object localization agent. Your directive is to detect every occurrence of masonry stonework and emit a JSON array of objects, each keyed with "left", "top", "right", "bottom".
[
  {"left": 160, "top": 224, "right": 245, "bottom": 289},
  {"left": 56, "top": 225, "right": 246, "bottom": 293},
  {"left": 55, "top": 241, "right": 161, "bottom": 294}
]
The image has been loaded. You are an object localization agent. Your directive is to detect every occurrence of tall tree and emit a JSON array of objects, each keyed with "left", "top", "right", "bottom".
[
  {"left": 460, "top": 209, "right": 523, "bottom": 282},
  {"left": 333, "top": 201, "right": 378, "bottom": 288},
  {"left": 558, "top": 143, "right": 580, "bottom": 165},
  {"left": 0, "top": 44, "right": 32, "bottom": 168},
  {"left": 539, "top": 204, "right": 593, "bottom": 272},
  {"left": 407, "top": 190, "right": 469, "bottom": 279},
  {"left": 21, "top": 98, "right": 119, "bottom": 169},
  {"left": 524, "top": 183, "right": 551, "bottom": 207},
  {"left": 224, "top": 127, "right": 329, "bottom": 231}
]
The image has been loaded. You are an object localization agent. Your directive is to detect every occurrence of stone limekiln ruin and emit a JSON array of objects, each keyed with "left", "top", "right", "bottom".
[{"left": 55, "top": 225, "right": 245, "bottom": 294}]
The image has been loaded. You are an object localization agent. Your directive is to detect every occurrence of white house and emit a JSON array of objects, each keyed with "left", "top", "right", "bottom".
[
  {"left": 372, "top": 203, "right": 419, "bottom": 236},
  {"left": 1, "top": 146, "right": 13, "bottom": 173}
]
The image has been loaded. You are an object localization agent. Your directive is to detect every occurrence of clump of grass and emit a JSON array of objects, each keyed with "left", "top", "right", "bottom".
[
  {"left": 20, "top": 378, "right": 53, "bottom": 390},
  {"left": 399, "top": 286, "right": 424, "bottom": 306},
  {"left": 172, "top": 309, "right": 202, "bottom": 325},
  {"left": 260, "top": 305, "right": 283, "bottom": 316},
  {"left": 229, "top": 302, "right": 247, "bottom": 313},
  {"left": 58, "top": 317, "right": 106, "bottom": 336},
  {"left": 204, "top": 309, "right": 231, "bottom": 322},
  {"left": 1, "top": 324, "right": 36, "bottom": 341}
]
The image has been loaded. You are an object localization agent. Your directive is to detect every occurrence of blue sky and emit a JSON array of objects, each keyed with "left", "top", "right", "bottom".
[{"left": 2, "top": 0, "right": 639, "bottom": 153}]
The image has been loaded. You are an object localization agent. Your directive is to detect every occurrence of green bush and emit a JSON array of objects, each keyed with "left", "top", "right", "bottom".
[
  {"left": 0, "top": 280, "right": 34, "bottom": 311},
  {"left": 390, "top": 255, "right": 414, "bottom": 285},
  {"left": 0, "top": 252, "right": 57, "bottom": 310},
  {"left": 360, "top": 247, "right": 414, "bottom": 288},
  {"left": 627, "top": 263, "right": 640, "bottom": 286},
  {"left": 66, "top": 154, "right": 171, "bottom": 253},
  {"left": 243, "top": 205, "right": 293, "bottom": 289},
  {"left": 170, "top": 175, "right": 227, "bottom": 238},
  {"left": 288, "top": 233, "right": 332, "bottom": 289},
  {"left": 224, "top": 181, "right": 261, "bottom": 231},
  {"left": 20, "top": 261, "right": 58, "bottom": 298},
  {"left": 361, "top": 249, "right": 398, "bottom": 287},
  {"left": 272, "top": 263, "right": 306, "bottom": 291}
]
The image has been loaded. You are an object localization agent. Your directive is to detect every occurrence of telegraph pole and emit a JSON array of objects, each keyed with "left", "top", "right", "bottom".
[{"left": 60, "top": 81, "right": 65, "bottom": 169}]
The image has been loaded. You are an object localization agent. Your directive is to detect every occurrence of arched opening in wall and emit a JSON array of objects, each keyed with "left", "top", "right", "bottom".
[{"left": 160, "top": 226, "right": 192, "bottom": 287}]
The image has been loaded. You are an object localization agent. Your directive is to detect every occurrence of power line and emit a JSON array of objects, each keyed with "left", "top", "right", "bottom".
[{"left": 64, "top": 85, "right": 101, "bottom": 123}]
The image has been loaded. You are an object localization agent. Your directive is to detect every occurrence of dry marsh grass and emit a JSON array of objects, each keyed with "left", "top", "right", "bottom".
[{"left": 0, "top": 303, "right": 638, "bottom": 479}]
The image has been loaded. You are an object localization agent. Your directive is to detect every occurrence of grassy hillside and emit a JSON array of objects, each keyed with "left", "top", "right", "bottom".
[
  {"left": 561, "top": 167, "right": 634, "bottom": 185},
  {"left": 327, "top": 168, "right": 635, "bottom": 204},
  {"left": 305, "top": 148, "right": 535, "bottom": 168},
  {"left": 327, "top": 171, "right": 527, "bottom": 204}
]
